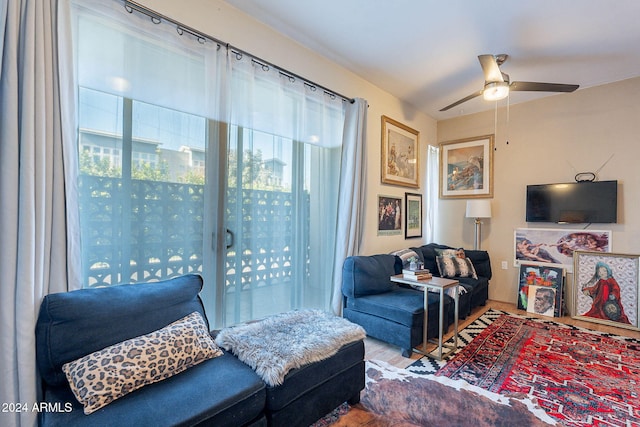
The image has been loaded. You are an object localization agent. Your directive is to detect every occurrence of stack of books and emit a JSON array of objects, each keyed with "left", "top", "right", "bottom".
[{"left": 402, "top": 269, "right": 432, "bottom": 281}]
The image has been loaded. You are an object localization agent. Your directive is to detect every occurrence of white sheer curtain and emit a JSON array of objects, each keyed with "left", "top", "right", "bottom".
[
  {"left": 331, "top": 98, "right": 368, "bottom": 314},
  {"left": 73, "top": 0, "right": 224, "bottom": 119},
  {"left": 0, "top": 1, "right": 79, "bottom": 426},
  {"left": 228, "top": 52, "right": 345, "bottom": 148},
  {"left": 424, "top": 145, "right": 440, "bottom": 243},
  {"left": 225, "top": 52, "right": 347, "bottom": 323}
]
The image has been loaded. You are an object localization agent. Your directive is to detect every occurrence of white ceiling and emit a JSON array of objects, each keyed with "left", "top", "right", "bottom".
[{"left": 222, "top": 0, "right": 640, "bottom": 120}]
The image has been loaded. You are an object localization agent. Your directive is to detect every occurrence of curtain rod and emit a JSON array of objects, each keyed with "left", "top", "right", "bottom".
[{"left": 123, "top": 0, "right": 354, "bottom": 103}]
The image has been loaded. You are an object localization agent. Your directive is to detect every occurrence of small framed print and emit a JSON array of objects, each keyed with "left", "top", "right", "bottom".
[
  {"left": 405, "top": 192, "right": 422, "bottom": 239},
  {"left": 381, "top": 116, "right": 419, "bottom": 188},
  {"left": 377, "top": 194, "right": 402, "bottom": 236},
  {"left": 439, "top": 135, "right": 493, "bottom": 199}
]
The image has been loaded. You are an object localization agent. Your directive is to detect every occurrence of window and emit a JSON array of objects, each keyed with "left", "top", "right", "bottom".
[
  {"left": 72, "top": 0, "right": 345, "bottom": 327},
  {"left": 78, "top": 87, "right": 208, "bottom": 286}
]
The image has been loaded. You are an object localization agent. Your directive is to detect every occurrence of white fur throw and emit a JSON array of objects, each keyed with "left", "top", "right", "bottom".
[{"left": 215, "top": 309, "right": 366, "bottom": 386}]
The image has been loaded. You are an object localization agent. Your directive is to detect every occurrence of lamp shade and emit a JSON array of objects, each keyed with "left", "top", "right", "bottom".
[{"left": 466, "top": 200, "right": 492, "bottom": 218}]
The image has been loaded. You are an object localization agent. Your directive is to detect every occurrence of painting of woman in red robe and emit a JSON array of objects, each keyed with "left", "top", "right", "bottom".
[{"left": 581, "top": 261, "right": 631, "bottom": 324}]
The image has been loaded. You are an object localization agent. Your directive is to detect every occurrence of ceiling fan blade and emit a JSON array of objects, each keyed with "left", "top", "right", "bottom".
[
  {"left": 510, "top": 81, "right": 579, "bottom": 92},
  {"left": 440, "top": 90, "right": 483, "bottom": 111},
  {"left": 478, "top": 54, "right": 504, "bottom": 83}
]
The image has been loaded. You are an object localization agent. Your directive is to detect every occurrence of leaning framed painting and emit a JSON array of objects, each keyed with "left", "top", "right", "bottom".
[
  {"left": 517, "top": 263, "right": 565, "bottom": 317},
  {"left": 573, "top": 251, "right": 640, "bottom": 331},
  {"left": 439, "top": 135, "right": 493, "bottom": 198},
  {"left": 381, "top": 115, "right": 419, "bottom": 188},
  {"left": 514, "top": 228, "right": 612, "bottom": 272}
]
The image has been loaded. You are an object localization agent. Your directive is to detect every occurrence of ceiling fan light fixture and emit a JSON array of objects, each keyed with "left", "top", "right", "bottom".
[{"left": 483, "top": 81, "right": 509, "bottom": 101}]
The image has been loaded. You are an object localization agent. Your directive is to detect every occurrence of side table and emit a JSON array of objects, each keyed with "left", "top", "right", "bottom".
[{"left": 390, "top": 275, "right": 459, "bottom": 360}]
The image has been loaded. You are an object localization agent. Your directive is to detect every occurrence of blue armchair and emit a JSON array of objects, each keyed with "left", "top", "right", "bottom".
[{"left": 341, "top": 254, "right": 453, "bottom": 357}]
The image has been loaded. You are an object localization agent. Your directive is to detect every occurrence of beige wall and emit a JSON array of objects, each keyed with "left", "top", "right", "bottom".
[
  {"left": 437, "top": 77, "right": 640, "bottom": 311},
  {"left": 138, "top": 0, "right": 437, "bottom": 255}
]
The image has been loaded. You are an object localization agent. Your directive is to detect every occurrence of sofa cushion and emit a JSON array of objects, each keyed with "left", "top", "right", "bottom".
[
  {"left": 41, "top": 352, "right": 266, "bottom": 427},
  {"left": 434, "top": 247, "right": 466, "bottom": 258},
  {"left": 411, "top": 244, "right": 452, "bottom": 275},
  {"left": 389, "top": 248, "right": 421, "bottom": 269},
  {"left": 413, "top": 244, "right": 492, "bottom": 280},
  {"left": 62, "top": 311, "right": 222, "bottom": 414},
  {"left": 466, "top": 249, "right": 493, "bottom": 280},
  {"left": 36, "top": 274, "right": 208, "bottom": 388},
  {"left": 435, "top": 256, "right": 478, "bottom": 280},
  {"left": 345, "top": 287, "right": 451, "bottom": 329},
  {"left": 342, "top": 254, "right": 401, "bottom": 298},
  {"left": 265, "top": 340, "right": 364, "bottom": 411}
]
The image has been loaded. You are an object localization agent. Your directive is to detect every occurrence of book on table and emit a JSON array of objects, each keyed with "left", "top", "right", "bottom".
[
  {"left": 403, "top": 268, "right": 430, "bottom": 275},
  {"left": 402, "top": 269, "right": 432, "bottom": 281}
]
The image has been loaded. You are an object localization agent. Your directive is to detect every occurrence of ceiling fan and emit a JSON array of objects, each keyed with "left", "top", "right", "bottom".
[{"left": 440, "top": 54, "right": 579, "bottom": 111}]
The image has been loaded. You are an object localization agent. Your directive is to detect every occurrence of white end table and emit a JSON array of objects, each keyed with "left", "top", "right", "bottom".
[{"left": 390, "top": 275, "right": 459, "bottom": 360}]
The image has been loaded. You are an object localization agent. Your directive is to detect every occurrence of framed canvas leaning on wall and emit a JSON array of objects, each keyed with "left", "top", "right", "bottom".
[
  {"left": 517, "top": 263, "right": 565, "bottom": 317},
  {"left": 573, "top": 251, "right": 640, "bottom": 331}
]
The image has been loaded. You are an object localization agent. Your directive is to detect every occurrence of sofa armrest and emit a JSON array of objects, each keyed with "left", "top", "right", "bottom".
[
  {"left": 465, "top": 250, "right": 492, "bottom": 280},
  {"left": 342, "top": 254, "right": 401, "bottom": 298}
]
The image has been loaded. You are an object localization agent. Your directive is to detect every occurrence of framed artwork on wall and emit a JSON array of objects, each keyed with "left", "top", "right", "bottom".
[
  {"left": 439, "top": 135, "right": 494, "bottom": 199},
  {"left": 514, "top": 228, "right": 612, "bottom": 272},
  {"left": 377, "top": 194, "right": 402, "bottom": 236},
  {"left": 381, "top": 115, "right": 419, "bottom": 188},
  {"left": 573, "top": 251, "right": 640, "bottom": 331},
  {"left": 404, "top": 192, "right": 422, "bottom": 239}
]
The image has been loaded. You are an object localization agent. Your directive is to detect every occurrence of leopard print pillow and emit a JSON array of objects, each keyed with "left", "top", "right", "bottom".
[{"left": 62, "top": 311, "right": 222, "bottom": 414}]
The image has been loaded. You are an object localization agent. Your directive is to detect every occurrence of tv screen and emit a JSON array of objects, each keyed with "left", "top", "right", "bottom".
[{"left": 526, "top": 180, "right": 618, "bottom": 223}]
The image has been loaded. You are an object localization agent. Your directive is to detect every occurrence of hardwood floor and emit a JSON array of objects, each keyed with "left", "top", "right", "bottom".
[{"left": 364, "top": 299, "right": 640, "bottom": 370}]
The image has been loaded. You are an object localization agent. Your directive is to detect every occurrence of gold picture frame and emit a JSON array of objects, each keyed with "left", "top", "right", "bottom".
[
  {"left": 439, "top": 135, "right": 494, "bottom": 199},
  {"left": 381, "top": 115, "right": 419, "bottom": 188}
]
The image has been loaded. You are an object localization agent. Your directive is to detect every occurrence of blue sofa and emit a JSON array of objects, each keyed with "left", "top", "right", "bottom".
[
  {"left": 35, "top": 274, "right": 364, "bottom": 426},
  {"left": 342, "top": 254, "right": 453, "bottom": 357},
  {"left": 341, "top": 245, "right": 491, "bottom": 357},
  {"left": 411, "top": 243, "right": 492, "bottom": 315}
]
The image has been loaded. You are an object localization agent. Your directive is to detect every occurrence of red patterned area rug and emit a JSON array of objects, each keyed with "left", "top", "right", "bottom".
[{"left": 437, "top": 313, "right": 640, "bottom": 427}]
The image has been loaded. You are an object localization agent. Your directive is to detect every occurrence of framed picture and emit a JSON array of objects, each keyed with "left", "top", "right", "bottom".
[
  {"left": 439, "top": 135, "right": 494, "bottom": 198},
  {"left": 514, "top": 228, "right": 611, "bottom": 272},
  {"left": 517, "top": 264, "right": 565, "bottom": 317},
  {"left": 377, "top": 194, "right": 402, "bottom": 236},
  {"left": 404, "top": 192, "right": 422, "bottom": 239},
  {"left": 381, "top": 115, "right": 419, "bottom": 188},
  {"left": 573, "top": 251, "right": 640, "bottom": 331}
]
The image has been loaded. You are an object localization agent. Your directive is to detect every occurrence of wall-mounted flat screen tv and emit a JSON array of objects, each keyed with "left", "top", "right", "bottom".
[{"left": 526, "top": 180, "right": 618, "bottom": 223}]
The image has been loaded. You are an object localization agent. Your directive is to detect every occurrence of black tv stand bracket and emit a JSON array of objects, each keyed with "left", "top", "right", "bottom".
[{"left": 575, "top": 172, "right": 596, "bottom": 182}]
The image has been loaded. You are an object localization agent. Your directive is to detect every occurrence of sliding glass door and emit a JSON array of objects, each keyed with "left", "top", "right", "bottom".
[{"left": 72, "top": 0, "right": 345, "bottom": 329}]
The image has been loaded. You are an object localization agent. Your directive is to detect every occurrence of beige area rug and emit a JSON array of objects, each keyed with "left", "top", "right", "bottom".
[{"left": 326, "top": 359, "right": 558, "bottom": 427}]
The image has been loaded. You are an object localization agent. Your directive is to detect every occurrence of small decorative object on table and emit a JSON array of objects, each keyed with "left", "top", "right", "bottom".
[{"left": 407, "top": 256, "right": 424, "bottom": 271}]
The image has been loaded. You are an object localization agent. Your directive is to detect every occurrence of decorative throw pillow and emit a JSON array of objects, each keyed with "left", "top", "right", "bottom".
[
  {"left": 436, "top": 256, "right": 478, "bottom": 280},
  {"left": 389, "top": 248, "right": 421, "bottom": 268},
  {"left": 434, "top": 247, "right": 466, "bottom": 259},
  {"left": 62, "top": 311, "right": 222, "bottom": 414}
]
